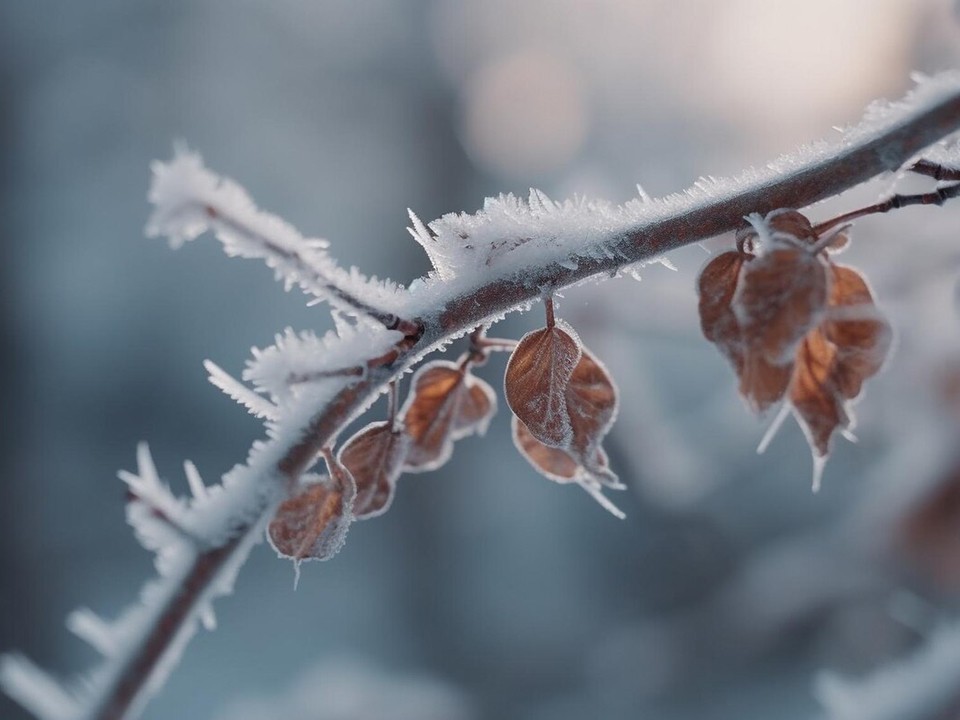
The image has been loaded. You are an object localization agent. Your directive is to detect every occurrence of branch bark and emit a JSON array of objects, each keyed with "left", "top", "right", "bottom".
[{"left": 10, "top": 82, "right": 960, "bottom": 720}]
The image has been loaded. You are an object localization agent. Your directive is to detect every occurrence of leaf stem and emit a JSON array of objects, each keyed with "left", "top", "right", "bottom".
[{"left": 544, "top": 296, "right": 556, "bottom": 329}]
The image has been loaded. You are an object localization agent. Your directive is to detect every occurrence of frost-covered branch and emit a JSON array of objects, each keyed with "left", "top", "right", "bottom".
[
  {"left": 145, "top": 150, "right": 419, "bottom": 335},
  {"left": 5, "top": 73, "right": 960, "bottom": 720}
]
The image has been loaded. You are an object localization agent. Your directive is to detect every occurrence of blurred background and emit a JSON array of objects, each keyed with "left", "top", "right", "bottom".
[{"left": 3, "top": 1, "right": 960, "bottom": 719}]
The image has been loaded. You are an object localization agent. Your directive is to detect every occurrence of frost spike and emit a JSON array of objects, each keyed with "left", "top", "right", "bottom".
[
  {"left": 0, "top": 654, "right": 79, "bottom": 720},
  {"left": 204, "top": 360, "right": 279, "bottom": 421},
  {"left": 118, "top": 443, "right": 184, "bottom": 528},
  {"left": 183, "top": 460, "right": 207, "bottom": 501},
  {"left": 407, "top": 209, "right": 434, "bottom": 247},
  {"left": 66, "top": 608, "right": 118, "bottom": 658},
  {"left": 198, "top": 604, "right": 217, "bottom": 632},
  {"left": 577, "top": 478, "right": 627, "bottom": 520}
]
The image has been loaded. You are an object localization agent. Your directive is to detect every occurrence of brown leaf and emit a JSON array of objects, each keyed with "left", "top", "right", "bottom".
[
  {"left": 512, "top": 415, "right": 608, "bottom": 483},
  {"left": 739, "top": 351, "right": 793, "bottom": 414},
  {"left": 766, "top": 209, "right": 818, "bottom": 245},
  {"left": 402, "top": 360, "right": 497, "bottom": 472},
  {"left": 697, "top": 249, "right": 790, "bottom": 412},
  {"left": 565, "top": 347, "right": 619, "bottom": 482},
  {"left": 268, "top": 475, "right": 355, "bottom": 564},
  {"left": 822, "top": 264, "right": 892, "bottom": 399},
  {"left": 823, "top": 228, "right": 850, "bottom": 253},
  {"left": 339, "top": 421, "right": 410, "bottom": 519},
  {"left": 735, "top": 246, "right": 829, "bottom": 365},
  {"left": 789, "top": 329, "right": 849, "bottom": 458},
  {"left": 452, "top": 375, "right": 497, "bottom": 437},
  {"left": 697, "top": 250, "right": 746, "bottom": 374},
  {"left": 504, "top": 321, "right": 582, "bottom": 447}
]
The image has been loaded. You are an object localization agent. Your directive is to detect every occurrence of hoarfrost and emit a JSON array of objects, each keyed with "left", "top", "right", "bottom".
[
  {"left": 243, "top": 322, "right": 401, "bottom": 405},
  {"left": 204, "top": 360, "right": 279, "bottom": 421},
  {"left": 0, "top": 655, "right": 80, "bottom": 720},
  {"left": 146, "top": 148, "right": 405, "bottom": 318}
]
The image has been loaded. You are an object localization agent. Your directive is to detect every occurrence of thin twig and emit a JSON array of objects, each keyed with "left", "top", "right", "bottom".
[
  {"left": 474, "top": 337, "right": 518, "bottom": 352},
  {"left": 386, "top": 382, "right": 398, "bottom": 428},
  {"left": 910, "top": 158, "right": 960, "bottom": 181},
  {"left": 814, "top": 182, "right": 960, "bottom": 235},
  {"left": 286, "top": 365, "right": 365, "bottom": 386}
]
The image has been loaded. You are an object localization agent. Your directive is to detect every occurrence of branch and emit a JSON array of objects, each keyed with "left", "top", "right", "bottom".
[{"left": 5, "top": 73, "right": 960, "bottom": 720}]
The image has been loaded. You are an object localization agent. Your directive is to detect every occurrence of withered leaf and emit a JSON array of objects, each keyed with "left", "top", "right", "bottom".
[
  {"left": 734, "top": 247, "right": 829, "bottom": 365},
  {"left": 698, "top": 251, "right": 746, "bottom": 375},
  {"left": 565, "top": 347, "right": 619, "bottom": 483},
  {"left": 401, "top": 360, "right": 497, "bottom": 473},
  {"left": 823, "top": 228, "right": 850, "bottom": 253},
  {"left": 504, "top": 320, "right": 582, "bottom": 447},
  {"left": 512, "top": 416, "right": 608, "bottom": 484},
  {"left": 452, "top": 376, "right": 497, "bottom": 436},
  {"left": 766, "top": 209, "right": 818, "bottom": 245},
  {"left": 822, "top": 264, "right": 892, "bottom": 399},
  {"left": 739, "top": 351, "right": 793, "bottom": 414},
  {"left": 339, "top": 421, "right": 410, "bottom": 519},
  {"left": 789, "top": 329, "right": 849, "bottom": 459},
  {"left": 268, "top": 474, "right": 355, "bottom": 564}
]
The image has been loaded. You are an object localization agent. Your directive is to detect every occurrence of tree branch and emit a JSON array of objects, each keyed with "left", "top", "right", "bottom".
[{"left": 5, "top": 75, "right": 960, "bottom": 720}]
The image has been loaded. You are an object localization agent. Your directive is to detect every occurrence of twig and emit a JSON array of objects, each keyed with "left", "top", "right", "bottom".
[
  {"left": 910, "top": 158, "right": 960, "bottom": 181},
  {"left": 814, "top": 182, "right": 960, "bottom": 235}
]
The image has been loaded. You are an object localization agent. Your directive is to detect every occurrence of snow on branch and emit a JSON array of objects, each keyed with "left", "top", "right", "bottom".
[
  {"left": 145, "top": 148, "right": 413, "bottom": 332},
  {"left": 243, "top": 322, "right": 400, "bottom": 406}
]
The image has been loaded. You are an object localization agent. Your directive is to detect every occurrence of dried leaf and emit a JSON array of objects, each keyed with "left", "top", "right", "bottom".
[
  {"left": 734, "top": 247, "right": 829, "bottom": 365},
  {"left": 339, "top": 421, "right": 410, "bottom": 519},
  {"left": 697, "top": 250, "right": 746, "bottom": 374},
  {"left": 402, "top": 360, "right": 497, "bottom": 472},
  {"left": 512, "top": 416, "right": 608, "bottom": 484},
  {"left": 823, "top": 228, "right": 850, "bottom": 253},
  {"left": 268, "top": 474, "right": 355, "bottom": 564},
  {"left": 739, "top": 351, "right": 793, "bottom": 414},
  {"left": 697, "top": 249, "right": 790, "bottom": 412},
  {"left": 565, "top": 347, "right": 619, "bottom": 483},
  {"left": 512, "top": 416, "right": 624, "bottom": 517},
  {"left": 822, "top": 264, "right": 892, "bottom": 399},
  {"left": 766, "top": 209, "right": 818, "bottom": 245},
  {"left": 789, "top": 329, "right": 849, "bottom": 459},
  {"left": 504, "top": 321, "right": 582, "bottom": 447},
  {"left": 452, "top": 375, "right": 498, "bottom": 437}
]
